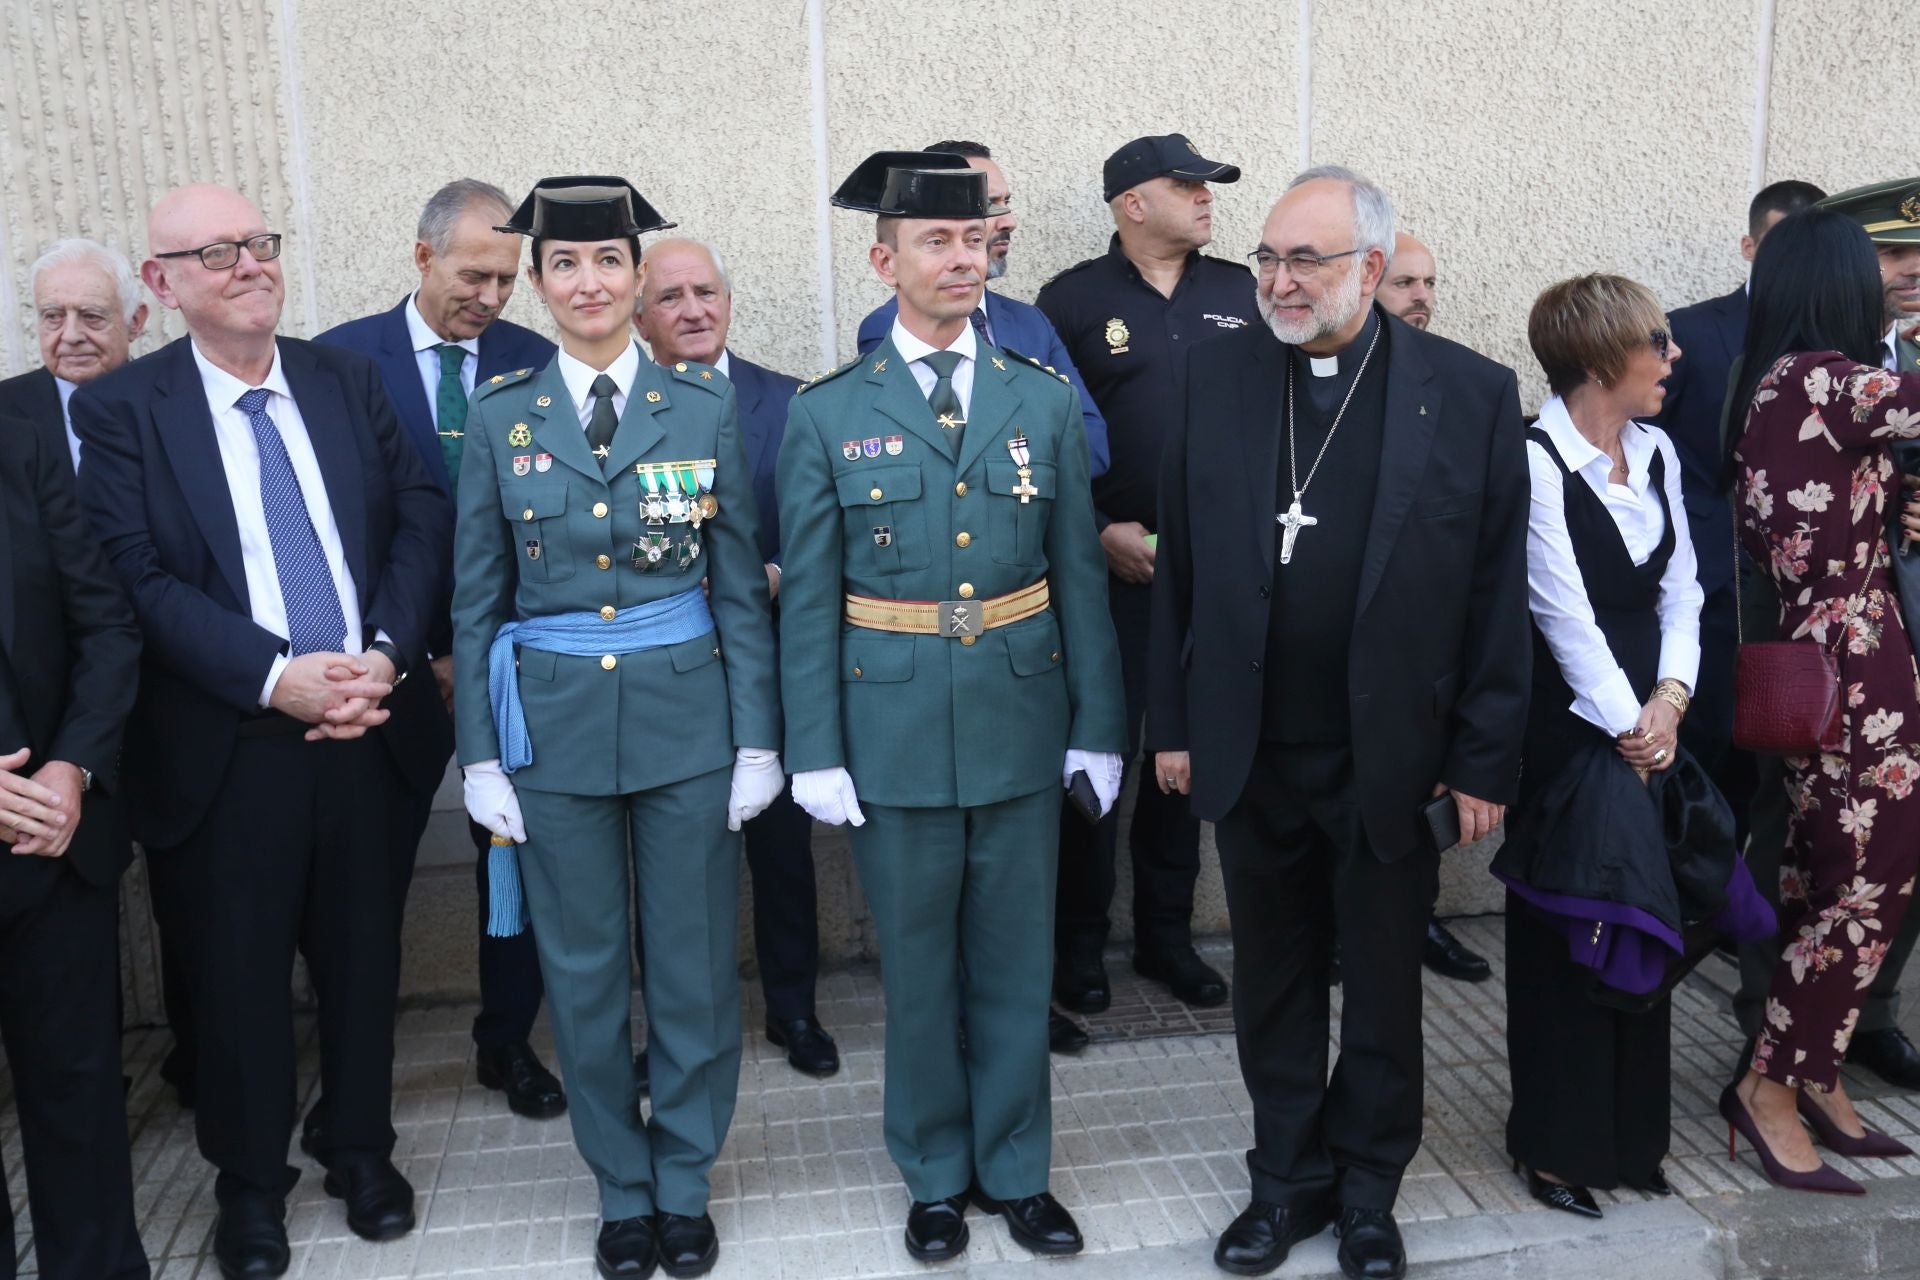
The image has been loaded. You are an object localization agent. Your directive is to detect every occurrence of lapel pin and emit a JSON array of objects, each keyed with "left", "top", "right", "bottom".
[{"left": 646, "top": 390, "right": 662, "bottom": 403}]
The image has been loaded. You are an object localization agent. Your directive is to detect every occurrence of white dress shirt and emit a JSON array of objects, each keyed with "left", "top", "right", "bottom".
[
  {"left": 556, "top": 340, "right": 642, "bottom": 432},
  {"left": 1884, "top": 320, "right": 1902, "bottom": 372},
  {"left": 889, "top": 316, "right": 977, "bottom": 418},
  {"left": 191, "top": 340, "right": 369, "bottom": 706},
  {"left": 713, "top": 349, "right": 732, "bottom": 379},
  {"left": 1525, "top": 396, "right": 1703, "bottom": 735},
  {"left": 405, "top": 291, "right": 479, "bottom": 427},
  {"left": 55, "top": 375, "right": 81, "bottom": 471}
]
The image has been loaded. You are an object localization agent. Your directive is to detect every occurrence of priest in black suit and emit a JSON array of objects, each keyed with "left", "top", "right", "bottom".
[
  {"left": 1149, "top": 167, "right": 1529, "bottom": 1280},
  {"left": 0, "top": 407, "right": 145, "bottom": 1280}
]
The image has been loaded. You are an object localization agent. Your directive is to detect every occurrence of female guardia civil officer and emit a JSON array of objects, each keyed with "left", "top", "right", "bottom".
[{"left": 451, "top": 176, "right": 781, "bottom": 1280}]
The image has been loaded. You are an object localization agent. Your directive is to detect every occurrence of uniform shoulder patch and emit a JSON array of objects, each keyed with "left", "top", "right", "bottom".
[
  {"left": 796, "top": 357, "right": 861, "bottom": 395},
  {"left": 476, "top": 365, "right": 536, "bottom": 398},
  {"left": 670, "top": 360, "right": 726, "bottom": 393}
]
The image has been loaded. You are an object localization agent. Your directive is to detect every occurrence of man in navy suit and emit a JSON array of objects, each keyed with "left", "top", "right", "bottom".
[
  {"left": 856, "top": 140, "right": 1109, "bottom": 480},
  {"left": 632, "top": 236, "right": 841, "bottom": 1078},
  {"left": 72, "top": 182, "right": 449, "bottom": 1279},
  {"left": 316, "top": 179, "right": 565, "bottom": 1123}
]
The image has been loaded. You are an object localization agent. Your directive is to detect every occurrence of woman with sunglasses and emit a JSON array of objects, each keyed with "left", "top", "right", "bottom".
[
  {"left": 1503, "top": 274, "right": 1701, "bottom": 1216},
  {"left": 1722, "top": 208, "right": 1920, "bottom": 1194}
]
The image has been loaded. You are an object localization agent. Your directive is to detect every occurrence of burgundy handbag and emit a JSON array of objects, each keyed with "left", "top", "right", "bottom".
[{"left": 1730, "top": 516, "right": 1867, "bottom": 756}]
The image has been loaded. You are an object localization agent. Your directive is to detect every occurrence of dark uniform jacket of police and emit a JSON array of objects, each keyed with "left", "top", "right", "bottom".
[{"left": 1148, "top": 310, "right": 1532, "bottom": 857}]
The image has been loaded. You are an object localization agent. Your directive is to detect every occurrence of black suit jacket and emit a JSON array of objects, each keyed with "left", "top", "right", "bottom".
[
  {"left": 70, "top": 336, "right": 452, "bottom": 847},
  {"left": 1649, "top": 285, "right": 1746, "bottom": 595},
  {"left": 1148, "top": 310, "right": 1532, "bottom": 859},
  {"left": 0, "top": 411, "right": 141, "bottom": 885},
  {"left": 728, "top": 352, "right": 803, "bottom": 565},
  {"left": 0, "top": 368, "right": 67, "bottom": 473}
]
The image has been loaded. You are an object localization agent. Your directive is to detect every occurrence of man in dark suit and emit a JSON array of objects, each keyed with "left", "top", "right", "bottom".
[
  {"left": 316, "top": 178, "right": 564, "bottom": 1122},
  {"left": 0, "top": 407, "right": 145, "bottom": 1280},
  {"left": 633, "top": 235, "right": 841, "bottom": 1078},
  {"left": 1150, "top": 167, "right": 1529, "bottom": 1280},
  {"left": 72, "top": 182, "right": 450, "bottom": 1280}
]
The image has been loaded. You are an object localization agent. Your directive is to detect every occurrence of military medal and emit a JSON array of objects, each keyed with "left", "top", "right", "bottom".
[
  {"left": 843, "top": 440, "right": 861, "bottom": 461},
  {"left": 535, "top": 453, "right": 553, "bottom": 473},
  {"left": 633, "top": 531, "right": 671, "bottom": 571},
  {"left": 694, "top": 462, "right": 719, "bottom": 520},
  {"left": 677, "top": 534, "right": 702, "bottom": 570},
  {"left": 513, "top": 455, "right": 531, "bottom": 476},
  {"left": 639, "top": 468, "right": 667, "bottom": 524},
  {"left": 884, "top": 435, "right": 903, "bottom": 456},
  {"left": 1008, "top": 435, "right": 1038, "bottom": 504}
]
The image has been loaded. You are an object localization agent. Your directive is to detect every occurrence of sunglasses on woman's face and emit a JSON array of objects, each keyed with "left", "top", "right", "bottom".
[{"left": 1649, "top": 329, "right": 1671, "bottom": 360}]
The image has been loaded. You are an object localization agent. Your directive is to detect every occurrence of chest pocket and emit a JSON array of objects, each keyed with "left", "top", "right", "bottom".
[
  {"left": 834, "top": 464, "right": 927, "bottom": 575},
  {"left": 502, "top": 480, "right": 574, "bottom": 585},
  {"left": 983, "top": 459, "right": 1055, "bottom": 566}
]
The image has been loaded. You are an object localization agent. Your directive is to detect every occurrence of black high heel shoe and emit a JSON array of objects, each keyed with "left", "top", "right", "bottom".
[{"left": 1513, "top": 1160, "right": 1602, "bottom": 1219}]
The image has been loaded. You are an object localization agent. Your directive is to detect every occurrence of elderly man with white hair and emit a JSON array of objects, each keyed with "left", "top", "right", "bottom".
[{"left": 1, "top": 238, "right": 149, "bottom": 472}]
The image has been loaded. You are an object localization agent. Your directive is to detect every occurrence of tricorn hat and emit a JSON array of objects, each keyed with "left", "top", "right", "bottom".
[
  {"left": 495, "top": 176, "right": 675, "bottom": 240},
  {"left": 1816, "top": 177, "right": 1920, "bottom": 246},
  {"left": 832, "top": 150, "right": 988, "bottom": 219}
]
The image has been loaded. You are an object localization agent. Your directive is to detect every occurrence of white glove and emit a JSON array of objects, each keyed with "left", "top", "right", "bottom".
[
  {"left": 728, "top": 748, "right": 785, "bottom": 831},
  {"left": 1064, "top": 749, "right": 1125, "bottom": 819},
  {"left": 791, "top": 767, "right": 866, "bottom": 827},
  {"left": 463, "top": 759, "right": 527, "bottom": 843}
]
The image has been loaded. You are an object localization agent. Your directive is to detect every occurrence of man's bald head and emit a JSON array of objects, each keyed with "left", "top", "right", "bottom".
[
  {"left": 1378, "top": 232, "right": 1436, "bottom": 329},
  {"left": 141, "top": 182, "right": 283, "bottom": 346}
]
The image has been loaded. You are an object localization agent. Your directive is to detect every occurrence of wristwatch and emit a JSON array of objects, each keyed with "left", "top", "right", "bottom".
[
  {"left": 79, "top": 767, "right": 94, "bottom": 794},
  {"left": 366, "top": 640, "right": 409, "bottom": 684}
]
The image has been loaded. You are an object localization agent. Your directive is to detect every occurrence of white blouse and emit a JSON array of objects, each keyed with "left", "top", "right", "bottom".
[{"left": 1525, "top": 397, "right": 1703, "bottom": 736}]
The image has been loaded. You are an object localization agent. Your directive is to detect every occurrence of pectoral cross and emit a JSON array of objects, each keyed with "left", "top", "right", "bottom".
[
  {"left": 1013, "top": 466, "right": 1039, "bottom": 504},
  {"left": 1276, "top": 497, "right": 1317, "bottom": 565}
]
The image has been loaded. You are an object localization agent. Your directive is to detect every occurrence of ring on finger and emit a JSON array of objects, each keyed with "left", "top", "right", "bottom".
[{"left": 1653, "top": 748, "right": 1669, "bottom": 763}]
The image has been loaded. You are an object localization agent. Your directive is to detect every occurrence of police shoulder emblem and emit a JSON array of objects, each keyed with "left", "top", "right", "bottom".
[{"left": 1105, "top": 318, "right": 1131, "bottom": 353}]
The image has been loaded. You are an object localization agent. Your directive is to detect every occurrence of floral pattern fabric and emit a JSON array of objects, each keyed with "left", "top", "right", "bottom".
[{"left": 1735, "top": 351, "right": 1920, "bottom": 1091}]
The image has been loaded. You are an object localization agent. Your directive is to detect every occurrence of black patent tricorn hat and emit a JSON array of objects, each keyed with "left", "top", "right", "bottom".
[
  {"left": 495, "top": 176, "right": 676, "bottom": 239},
  {"left": 831, "top": 150, "right": 988, "bottom": 218}
]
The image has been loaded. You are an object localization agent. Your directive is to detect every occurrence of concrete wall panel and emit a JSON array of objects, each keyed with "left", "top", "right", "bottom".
[{"left": 1764, "top": 0, "right": 1920, "bottom": 197}]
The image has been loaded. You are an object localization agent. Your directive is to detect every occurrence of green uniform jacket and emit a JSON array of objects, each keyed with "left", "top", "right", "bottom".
[
  {"left": 452, "top": 355, "right": 779, "bottom": 794},
  {"left": 776, "top": 337, "right": 1127, "bottom": 808}
]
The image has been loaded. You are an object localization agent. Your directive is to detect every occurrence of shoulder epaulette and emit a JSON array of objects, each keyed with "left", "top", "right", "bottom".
[
  {"left": 796, "top": 357, "right": 862, "bottom": 395},
  {"left": 665, "top": 359, "right": 726, "bottom": 393},
  {"left": 999, "top": 347, "right": 1073, "bottom": 386},
  {"left": 476, "top": 366, "right": 536, "bottom": 398},
  {"left": 1039, "top": 257, "right": 1102, "bottom": 293}
]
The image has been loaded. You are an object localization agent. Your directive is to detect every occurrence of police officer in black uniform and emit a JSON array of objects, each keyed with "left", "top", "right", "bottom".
[{"left": 1035, "top": 133, "right": 1254, "bottom": 1013}]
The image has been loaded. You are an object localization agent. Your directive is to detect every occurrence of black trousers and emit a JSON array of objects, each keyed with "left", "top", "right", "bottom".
[
  {"left": 1504, "top": 893, "right": 1671, "bottom": 1188},
  {"left": 1213, "top": 742, "right": 1436, "bottom": 1211},
  {"left": 1056, "top": 576, "right": 1201, "bottom": 957},
  {"left": 0, "top": 856, "right": 147, "bottom": 1280},
  {"left": 148, "top": 726, "right": 398, "bottom": 1202}
]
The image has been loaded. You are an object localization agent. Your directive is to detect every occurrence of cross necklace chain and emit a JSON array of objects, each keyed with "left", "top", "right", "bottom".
[{"left": 1278, "top": 320, "right": 1383, "bottom": 565}]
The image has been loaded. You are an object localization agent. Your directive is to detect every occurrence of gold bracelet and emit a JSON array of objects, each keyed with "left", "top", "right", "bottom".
[{"left": 1652, "top": 680, "right": 1691, "bottom": 717}]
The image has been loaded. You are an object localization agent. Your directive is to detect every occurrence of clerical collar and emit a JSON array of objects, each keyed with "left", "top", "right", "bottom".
[{"left": 1298, "top": 309, "right": 1379, "bottom": 376}]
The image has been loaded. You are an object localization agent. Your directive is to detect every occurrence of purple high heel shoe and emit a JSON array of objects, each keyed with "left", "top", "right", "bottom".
[
  {"left": 1797, "top": 1090, "right": 1915, "bottom": 1159},
  {"left": 1719, "top": 1084, "right": 1865, "bottom": 1196}
]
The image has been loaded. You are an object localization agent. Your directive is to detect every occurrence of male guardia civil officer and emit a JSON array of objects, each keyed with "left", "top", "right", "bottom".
[
  {"left": 450, "top": 176, "right": 781, "bottom": 1280},
  {"left": 317, "top": 179, "right": 564, "bottom": 1124},
  {"left": 777, "top": 150, "right": 1127, "bottom": 1263}
]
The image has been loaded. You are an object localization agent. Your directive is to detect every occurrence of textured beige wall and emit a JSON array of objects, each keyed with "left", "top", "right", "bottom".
[{"left": 1765, "top": 0, "right": 1920, "bottom": 198}]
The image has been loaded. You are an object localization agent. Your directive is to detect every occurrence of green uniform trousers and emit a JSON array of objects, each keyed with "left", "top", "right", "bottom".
[
  {"left": 850, "top": 787, "right": 1060, "bottom": 1203},
  {"left": 515, "top": 768, "right": 740, "bottom": 1220}
]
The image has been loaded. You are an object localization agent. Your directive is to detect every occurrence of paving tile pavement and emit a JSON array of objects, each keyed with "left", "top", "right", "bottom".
[{"left": 5, "top": 918, "right": 1918, "bottom": 1277}]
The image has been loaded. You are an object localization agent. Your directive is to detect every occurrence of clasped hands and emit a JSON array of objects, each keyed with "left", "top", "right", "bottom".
[
  {"left": 0, "top": 748, "right": 83, "bottom": 858},
  {"left": 268, "top": 649, "right": 398, "bottom": 742},
  {"left": 1618, "top": 695, "right": 1682, "bottom": 776}
]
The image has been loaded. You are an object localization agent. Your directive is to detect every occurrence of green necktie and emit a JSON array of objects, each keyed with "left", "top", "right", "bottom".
[
  {"left": 919, "top": 349, "right": 965, "bottom": 435},
  {"left": 587, "top": 373, "right": 620, "bottom": 470},
  {"left": 434, "top": 343, "right": 468, "bottom": 488}
]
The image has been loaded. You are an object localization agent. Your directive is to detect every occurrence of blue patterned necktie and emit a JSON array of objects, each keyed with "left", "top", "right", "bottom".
[
  {"left": 237, "top": 388, "right": 348, "bottom": 656},
  {"left": 970, "top": 306, "right": 990, "bottom": 344}
]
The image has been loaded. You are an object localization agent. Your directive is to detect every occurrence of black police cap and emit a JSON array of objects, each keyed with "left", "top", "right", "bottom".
[
  {"left": 832, "top": 150, "right": 988, "bottom": 219},
  {"left": 495, "top": 176, "right": 675, "bottom": 240},
  {"left": 1102, "top": 134, "right": 1241, "bottom": 202}
]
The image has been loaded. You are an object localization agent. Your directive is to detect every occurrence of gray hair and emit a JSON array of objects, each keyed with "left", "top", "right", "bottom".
[
  {"left": 1287, "top": 165, "right": 1396, "bottom": 265},
  {"left": 635, "top": 238, "right": 733, "bottom": 316},
  {"left": 31, "top": 238, "right": 143, "bottom": 321},
  {"left": 416, "top": 179, "right": 514, "bottom": 254}
]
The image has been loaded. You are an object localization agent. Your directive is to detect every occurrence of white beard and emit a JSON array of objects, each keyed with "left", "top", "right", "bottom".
[{"left": 1259, "top": 262, "right": 1364, "bottom": 346}]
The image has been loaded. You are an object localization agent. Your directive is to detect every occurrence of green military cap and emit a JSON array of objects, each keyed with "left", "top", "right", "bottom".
[{"left": 1815, "top": 178, "right": 1920, "bottom": 245}]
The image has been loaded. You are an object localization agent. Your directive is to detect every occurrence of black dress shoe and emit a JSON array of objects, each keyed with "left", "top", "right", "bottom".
[
  {"left": 1625, "top": 1165, "right": 1672, "bottom": 1197},
  {"left": 1847, "top": 1027, "right": 1920, "bottom": 1090},
  {"left": 214, "top": 1193, "right": 289, "bottom": 1279},
  {"left": 1133, "top": 945, "right": 1229, "bottom": 1007},
  {"left": 1214, "top": 1199, "right": 1332, "bottom": 1276},
  {"left": 1423, "top": 918, "right": 1492, "bottom": 983},
  {"left": 635, "top": 1049, "right": 650, "bottom": 1098},
  {"left": 323, "top": 1156, "right": 416, "bottom": 1241},
  {"left": 1334, "top": 1207, "right": 1406, "bottom": 1280},
  {"left": 656, "top": 1211, "right": 718, "bottom": 1278},
  {"left": 1054, "top": 953, "right": 1112, "bottom": 1014},
  {"left": 967, "top": 1186, "right": 1082, "bottom": 1255},
  {"left": 1049, "top": 1010, "right": 1090, "bottom": 1054},
  {"left": 476, "top": 1039, "right": 568, "bottom": 1119},
  {"left": 1514, "top": 1161, "right": 1601, "bottom": 1219},
  {"left": 161, "top": 1044, "right": 196, "bottom": 1109},
  {"left": 766, "top": 1017, "right": 841, "bottom": 1077},
  {"left": 904, "top": 1194, "right": 969, "bottom": 1262},
  {"left": 596, "top": 1215, "right": 658, "bottom": 1279}
]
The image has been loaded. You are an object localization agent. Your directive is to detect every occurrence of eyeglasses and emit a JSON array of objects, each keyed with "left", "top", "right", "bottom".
[
  {"left": 154, "top": 234, "right": 283, "bottom": 270},
  {"left": 1649, "top": 328, "right": 1671, "bottom": 359},
  {"left": 1247, "top": 247, "right": 1361, "bottom": 280}
]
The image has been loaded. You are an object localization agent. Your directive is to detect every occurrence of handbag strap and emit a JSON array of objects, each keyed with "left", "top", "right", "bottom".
[{"left": 1733, "top": 501, "right": 1877, "bottom": 654}]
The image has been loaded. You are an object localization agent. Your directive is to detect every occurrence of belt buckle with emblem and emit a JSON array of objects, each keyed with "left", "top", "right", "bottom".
[{"left": 938, "top": 599, "right": 976, "bottom": 638}]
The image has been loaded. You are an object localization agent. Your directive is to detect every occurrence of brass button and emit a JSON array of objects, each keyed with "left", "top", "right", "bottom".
[
  {"left": 599, "top": 605, "right": 616, "bottom": 621},
  {"left": 592, "top": 502, "right": 609, "bottom": 518},
  {"left": 955, "top": 531, "right": 971, "bottom": 548},
  {"left": 1051, "top": 651, "right": 1061, "bottom": 662},
  {"left": 869, "top": 487, "right": 883, "bottom": 501},
  {"left": 674, "top": 362, "right": 688, "bottom": 372},
  {"left": 596, "top": 555, "right": 612, "bottom": 569},
  {"left": 958, "top": 583, "right": 974, "bottom": 599},
  {"left": 851, "top": 666, "right": 862, "bottom": 678},
  {"left": 600, "top": 654, "right": 617, "bottom": 670},
  {"left": 960, "top": 634, "right": 976, "bottom": 646},
  {"left": 522, "top": 508, "right": 534, "bottom": 522},
  {"left": 955, "top": 481, "right": 968, "bottom": 497}
]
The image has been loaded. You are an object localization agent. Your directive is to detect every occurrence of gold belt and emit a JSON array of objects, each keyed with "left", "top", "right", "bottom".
[{"left": 844, "top": 580, "right": 1049, "bottom": 641}]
